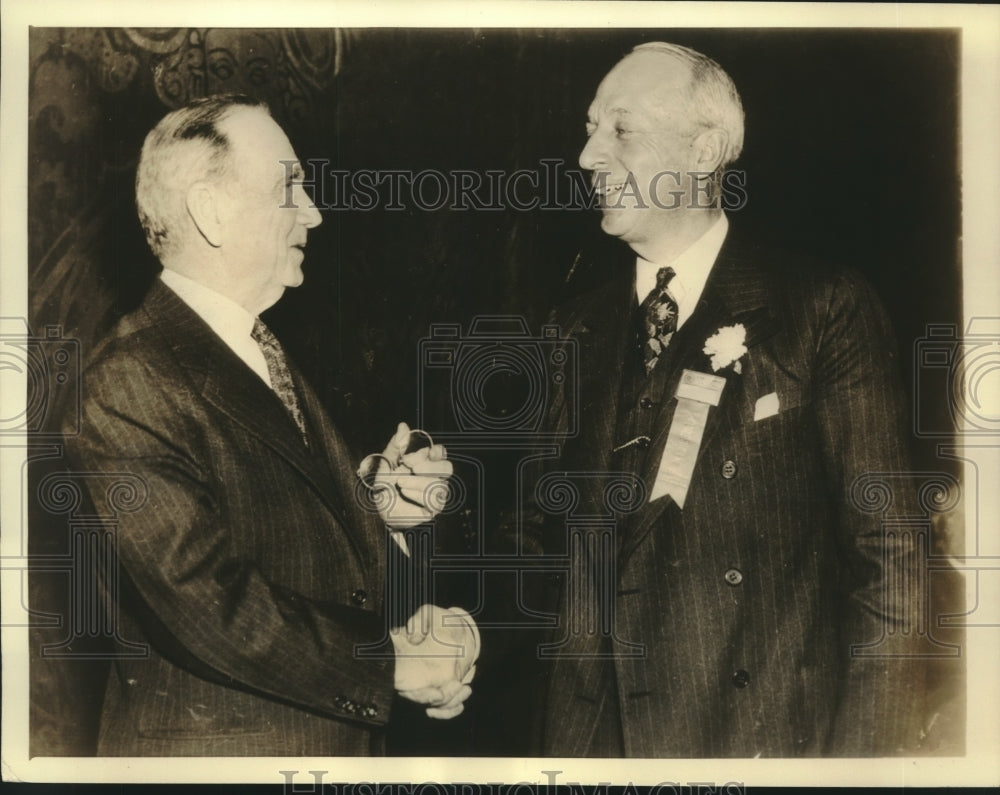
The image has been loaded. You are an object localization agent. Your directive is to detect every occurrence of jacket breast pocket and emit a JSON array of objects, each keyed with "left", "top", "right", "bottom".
[
  {"left": 743, "top": 358, "right": 811, "bottom": 424},
  {"left": 739, "top": 372, "right": 813, "bottom": 452}
]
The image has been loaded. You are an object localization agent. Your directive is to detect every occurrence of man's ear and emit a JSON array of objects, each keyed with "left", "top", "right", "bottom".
[
  {"left": 185, "top": 182, "right": 225, "bottom": 248},
  {"left": 693, "top": 128, "right": 729, "bottom": 176}
]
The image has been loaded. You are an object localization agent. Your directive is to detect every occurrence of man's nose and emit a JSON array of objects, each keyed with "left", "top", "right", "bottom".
[
  {"left": 579, "top": 131, "right": 607, "bottom": 171},
  {"left": 296, "top": 184, "right": 322, "bottom": 228}
]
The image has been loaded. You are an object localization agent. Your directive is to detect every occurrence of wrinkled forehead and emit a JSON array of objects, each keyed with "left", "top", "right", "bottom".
[{"left": 589, "top": 51, "right": 694, "bottom": 122}]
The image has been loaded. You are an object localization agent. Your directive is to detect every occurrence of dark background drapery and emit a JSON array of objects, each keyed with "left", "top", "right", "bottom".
[{"left": 26, "top": 27, "right": 964, "bottom": 756}]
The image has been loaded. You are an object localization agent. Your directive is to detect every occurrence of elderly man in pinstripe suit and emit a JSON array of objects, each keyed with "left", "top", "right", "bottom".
[
  {"left": 515, "top": 42, "right": 925, "bottom": 757},
  {"left": 65, "top": 94, "right": 478, "bottom": 755}
]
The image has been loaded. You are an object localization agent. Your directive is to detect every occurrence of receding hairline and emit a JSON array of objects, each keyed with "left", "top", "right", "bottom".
[
  {"left": 212, "top": 101, "right": 272, "bottom": 134},
  {"left": 613, "top": 47, "right": 699, "bottom": 95},
  {"left": 593, "top": 48, "right": 698, "bottom": 105}
]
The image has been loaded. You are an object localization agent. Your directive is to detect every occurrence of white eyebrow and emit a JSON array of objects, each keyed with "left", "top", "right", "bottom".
[{"left": 587, "top": 105, "right": 632, "bottom": 123}]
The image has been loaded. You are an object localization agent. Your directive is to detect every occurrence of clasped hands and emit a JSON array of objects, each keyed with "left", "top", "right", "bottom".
[{"left": 392, "top": 603, "right": 480, "bottom": 719}]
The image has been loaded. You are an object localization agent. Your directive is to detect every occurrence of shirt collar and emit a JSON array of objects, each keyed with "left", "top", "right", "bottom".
[
  {"left": 635, "top": 213, "right": 729, "bottom": 328},
  {"left": 159, "top": 268, "right": 257, "bottom": 349}
]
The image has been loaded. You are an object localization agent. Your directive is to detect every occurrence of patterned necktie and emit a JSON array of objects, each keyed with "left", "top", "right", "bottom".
[
  {"left": 251, "top": 319, "right": 310, "bottom": 447},
  {"left": 639, "top": 266, "right": 678, "bottom": 375}
]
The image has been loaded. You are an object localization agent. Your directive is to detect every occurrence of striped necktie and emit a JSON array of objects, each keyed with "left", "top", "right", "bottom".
[{"left": 251, "top": 319, "right": 310, "bottom": 447}]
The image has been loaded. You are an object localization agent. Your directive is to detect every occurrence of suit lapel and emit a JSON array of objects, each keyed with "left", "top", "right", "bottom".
[
  {"left": 140, "top": 281, "right": 367, "bottom": 555},
  {"left": 621, "top": 231, "right": 782, "bottom": 561},
  {"left": 291, "top": 363, "right": 384, "bottom": 574}
]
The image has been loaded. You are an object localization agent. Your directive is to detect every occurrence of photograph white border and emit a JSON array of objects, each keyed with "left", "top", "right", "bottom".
[{"left": 2, "top": 0, "right": 998, "bottom": 787}]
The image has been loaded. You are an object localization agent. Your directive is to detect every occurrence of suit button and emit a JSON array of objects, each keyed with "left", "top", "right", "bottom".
[
  {"left": 639, "top": 397, "right": 655, "bottom": 409},
  {"left": 721, "top": 460, "right": 737, "bottom": 479},
  {"left": 732, "top": 669, "right": 750, "bottom": 688},
  {"left": 351, "top": 589, "right": 368, "bottom": 606},
  {"left": 724, "top": 568, "right": 743, "bottom": 586}
]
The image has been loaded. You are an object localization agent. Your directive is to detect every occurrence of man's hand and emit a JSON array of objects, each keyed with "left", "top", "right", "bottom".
[
  {"left": 391, "top": 604, "right": 480, "bottom": 719},
  {"left": 359, "top": 422, "right": 453, "bottom": 530}
]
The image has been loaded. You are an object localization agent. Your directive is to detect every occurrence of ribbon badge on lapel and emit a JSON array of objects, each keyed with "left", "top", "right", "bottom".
[
  {"left": 648, "top": 370, "right": 726, "bottom": 507},
  {"left": 648, "top": 324, "right": 747, "bottom": 508}
]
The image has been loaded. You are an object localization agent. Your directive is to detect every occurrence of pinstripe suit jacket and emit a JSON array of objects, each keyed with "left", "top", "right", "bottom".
[
  {"left": 65, "top": 280, "right": 398, "bottom": 756},
  {"left": 520, "top": 229, "right": 924, "bottom": 757}
]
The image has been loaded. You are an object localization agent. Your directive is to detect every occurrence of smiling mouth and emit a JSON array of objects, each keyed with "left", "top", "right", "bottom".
[{"left": 593, "top": 181, "right": 626, "bottom": 197}]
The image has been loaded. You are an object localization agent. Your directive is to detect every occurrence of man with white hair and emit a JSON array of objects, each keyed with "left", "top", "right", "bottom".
[
  {"left": 65, "top": 94, "right": 478, "bottom": 755},
  {"left": 516, "top": 42, "right": 924, "bottom": 757}
]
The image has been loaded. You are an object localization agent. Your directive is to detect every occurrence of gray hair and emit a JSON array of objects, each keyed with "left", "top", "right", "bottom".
[
  {"left": 630, "top": 41, "right": 745, "bottom": 169},
  {"left": 135, "top": 94, "right": 269, "bottom": 259}
]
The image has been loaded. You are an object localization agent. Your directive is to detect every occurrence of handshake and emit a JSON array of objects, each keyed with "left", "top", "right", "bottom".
[
  {"left": 392, "top": 603, "right": 480, "bottom": 719},
  {"left": 361, "top": 424, "right": 479, "bottom": 718}
]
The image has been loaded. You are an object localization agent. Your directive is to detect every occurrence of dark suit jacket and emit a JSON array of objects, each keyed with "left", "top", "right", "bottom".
[
  {"left": 517, "top": 227, "right": 925, "bottom": 757},
  {"left": 64, "top": 280, "right": 399, "bottom": 756}
]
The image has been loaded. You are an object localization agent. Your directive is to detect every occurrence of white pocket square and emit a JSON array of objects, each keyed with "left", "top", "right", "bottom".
[{"left": 754, "top": 392, "right": 780, "bottom": 421}]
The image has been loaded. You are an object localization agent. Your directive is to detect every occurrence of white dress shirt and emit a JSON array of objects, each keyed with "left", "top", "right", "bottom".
[
  {"left": 159, "top": 268, "right": 271, "bottom": 388},
  {"left": 635, "top": 213, "right": 729, "bottom": 330}
]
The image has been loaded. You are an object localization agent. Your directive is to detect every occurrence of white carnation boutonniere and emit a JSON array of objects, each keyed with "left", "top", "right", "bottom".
[{"left": 703, "top": 323, "right": 748, "bottom": 374}]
